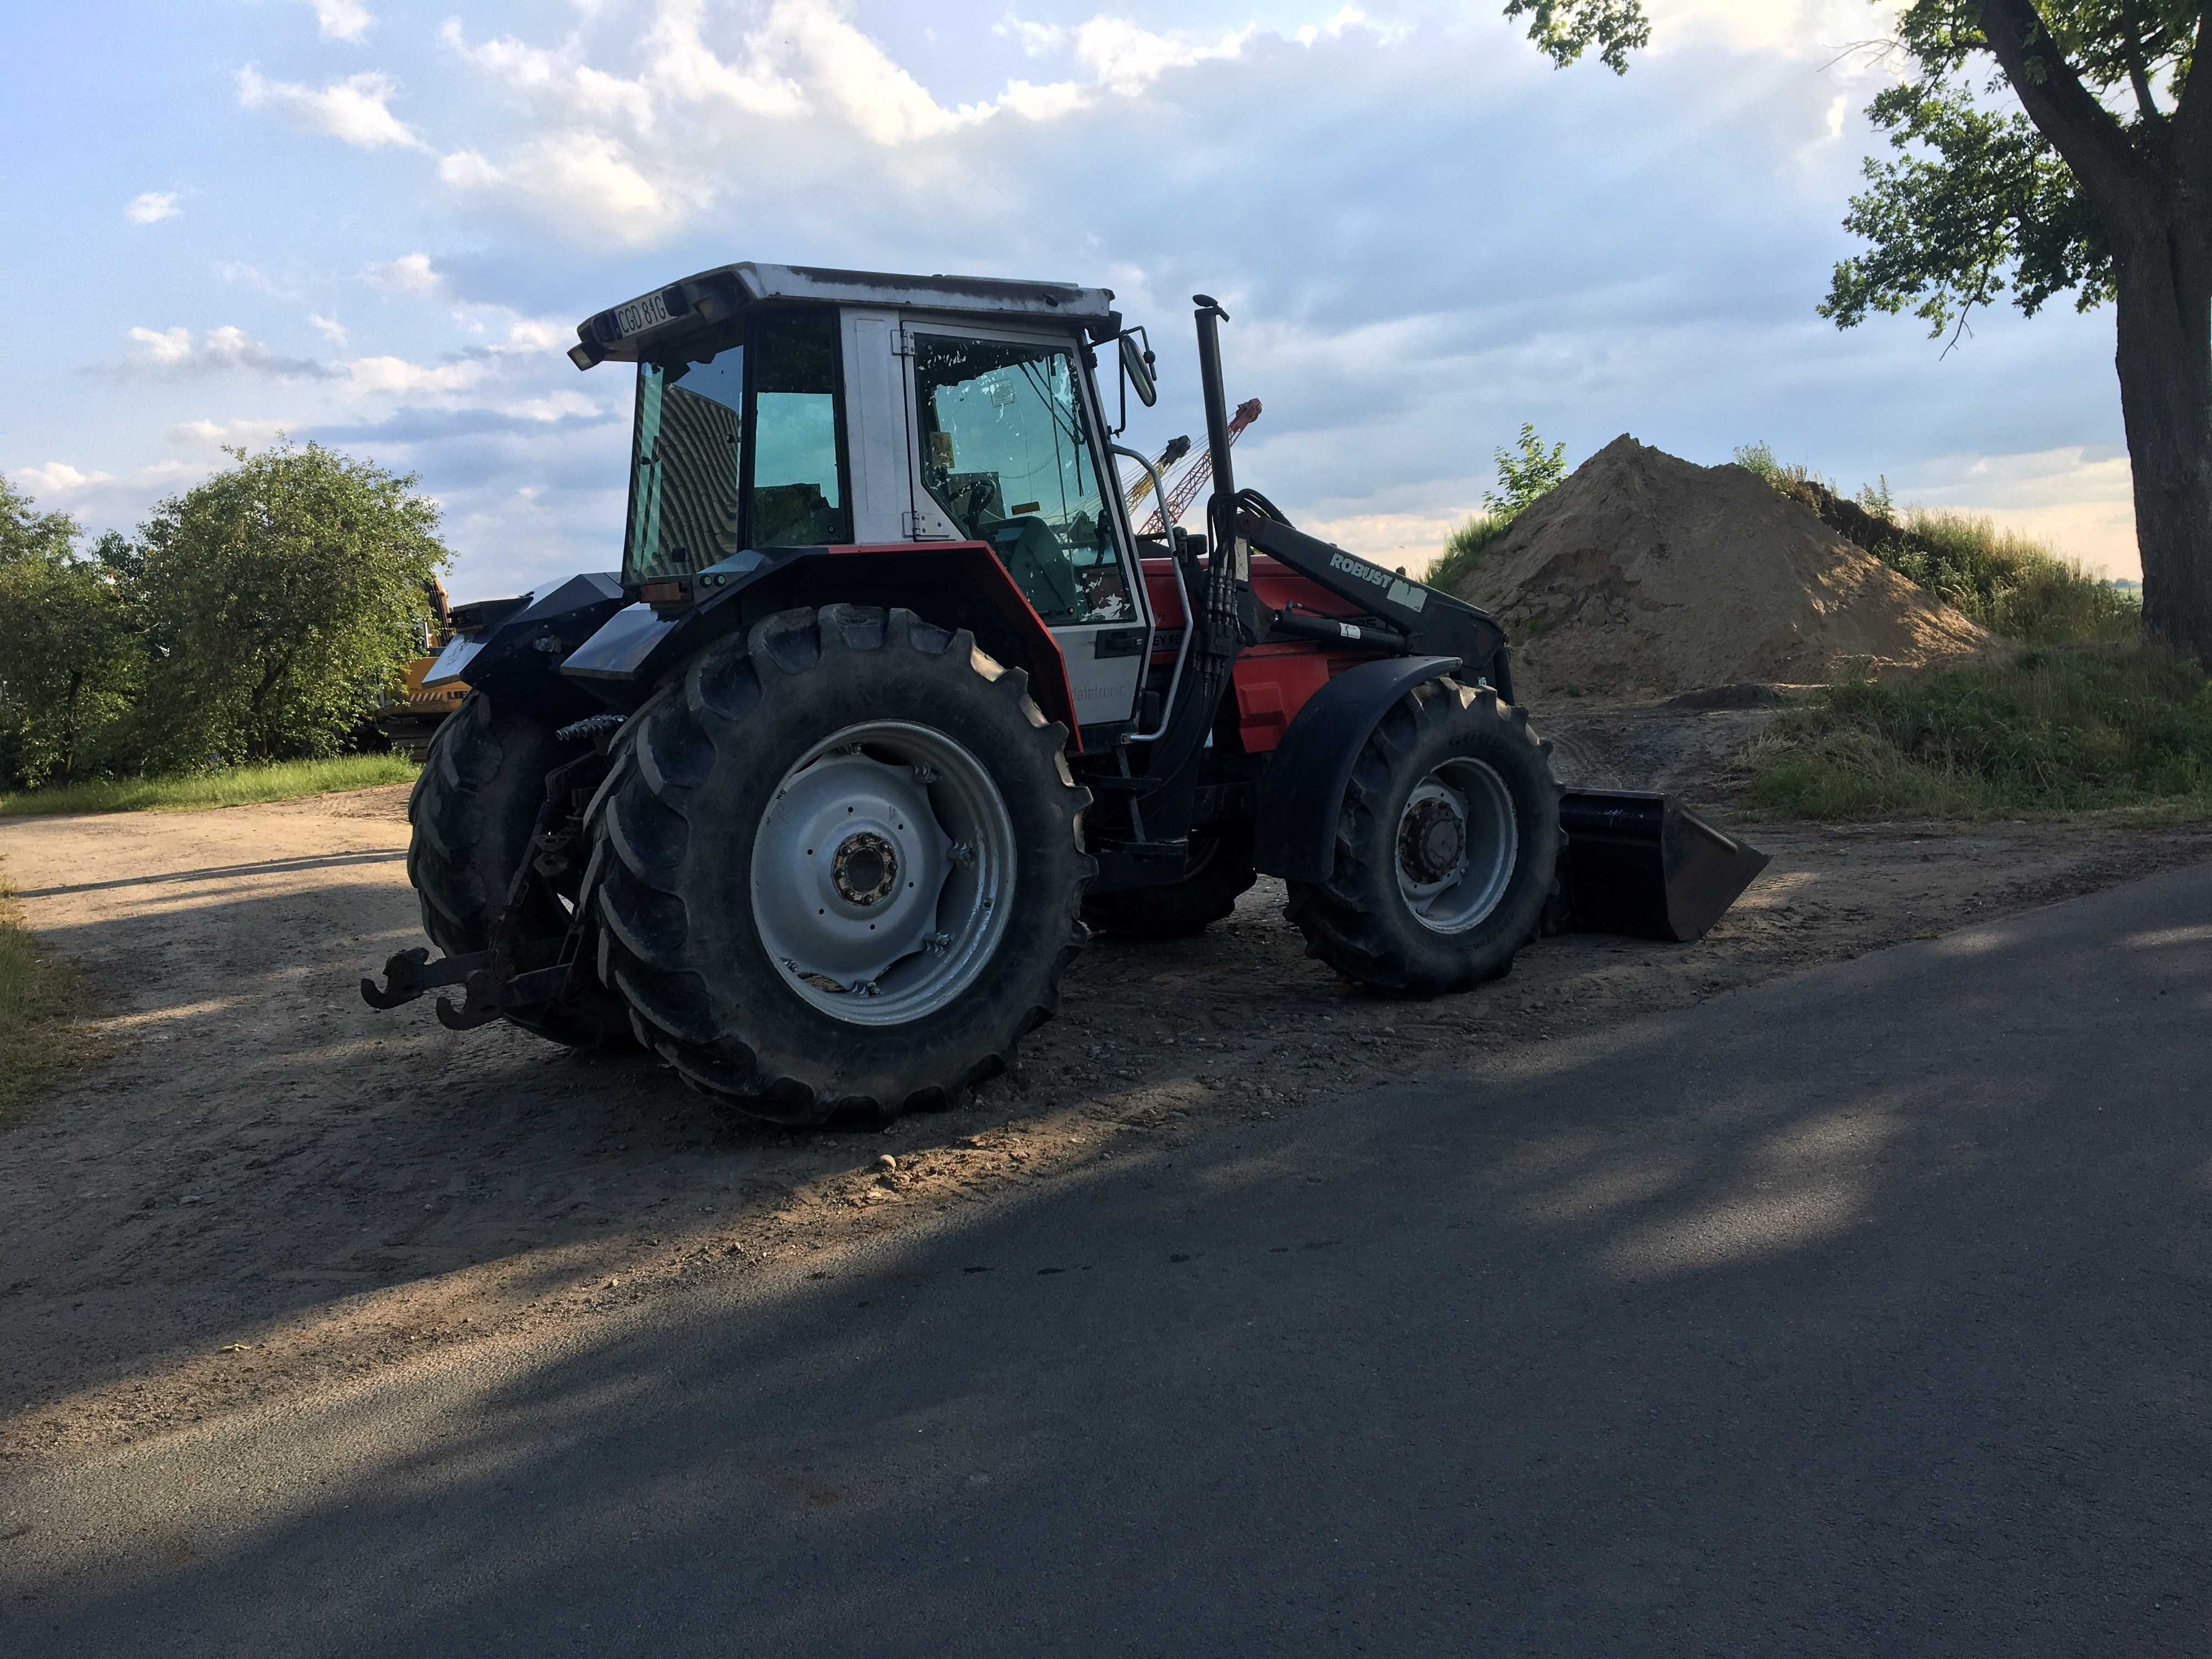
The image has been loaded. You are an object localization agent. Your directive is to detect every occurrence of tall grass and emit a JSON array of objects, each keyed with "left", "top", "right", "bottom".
[
  {"left": 1883, "top": 510, "right": 2141, "bottom": 645},
  {"left": 1749, "top": 646, "right": 2212, "bottom": 820},
  {"left": 0, "top": 754, "right": 417, "bottom": 818},
  {"left": 0, "top": 876, "right": 88, "bottom": 1126},
  {"left": 1730, "top": 442, "right": 2138, "bottom": 647},
  {"left": 1424, "top": 511, "right": 1516, "bottom": 594}
]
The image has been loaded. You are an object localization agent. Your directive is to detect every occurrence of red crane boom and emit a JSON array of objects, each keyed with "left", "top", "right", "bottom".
[{"left": 1134, "top": 398, "right": 1261, "bottom": 535}]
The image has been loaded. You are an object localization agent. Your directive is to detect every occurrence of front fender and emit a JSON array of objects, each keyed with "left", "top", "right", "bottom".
[{"left": 1249, "top": 654, "right": 1463, "bottom": 884}]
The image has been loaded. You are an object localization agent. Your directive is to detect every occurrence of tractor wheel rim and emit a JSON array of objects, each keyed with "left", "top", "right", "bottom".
[
  {"left": 1393, "top": 759, "right": 1517, "bottom": 934},
  {"left": 751, "top": 720, "right": 1016, "bottom": 1026}
]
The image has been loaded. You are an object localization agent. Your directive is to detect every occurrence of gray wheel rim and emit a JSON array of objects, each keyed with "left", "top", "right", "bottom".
[
  {"left": 751, "top": 720, "right": 1016, "bottom": 1026},
  {"left": 1393, "top": 758, "right": 1517, "bottom": 934}
]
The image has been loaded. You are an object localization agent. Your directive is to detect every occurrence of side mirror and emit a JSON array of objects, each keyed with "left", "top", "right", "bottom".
[{"left": 1119, "top": 331, "right": 1158, "bottom": 409}]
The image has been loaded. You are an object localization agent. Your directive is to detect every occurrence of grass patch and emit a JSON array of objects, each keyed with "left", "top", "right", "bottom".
[
  {"left": 1881, "top": 509, "right": 2141, "bottom": 645},
  {"left": 0, "top": 754, "right": 416, "bottom": 818},
  {"left": 0, "top": 876, "right": 90, "bottom": 1127},
  {"left": 1731, "top": 442, "right": 2138, "bottom": 647},
  {"left": 1424, "top": 511, "right": 1517, "bottom": 594},
  {"left": 1749, "top": 646, "right": 2212, "bottom": 821}
]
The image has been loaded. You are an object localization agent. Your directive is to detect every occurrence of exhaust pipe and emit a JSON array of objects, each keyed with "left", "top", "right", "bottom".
[{"left": 1554, "top": 791, "right": 1771, "bottom": 942}]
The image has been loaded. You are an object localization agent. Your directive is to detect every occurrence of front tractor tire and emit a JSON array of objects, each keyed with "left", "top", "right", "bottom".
[
  {"left": 1285, "top": 680, "right": 1560, "bottom": 995},
  {"left": 407, "top": 690, "right": 625, "bottom": 1048},
  {"left": 587, "top": 605, "right": 1092, "bottom": 1126}
]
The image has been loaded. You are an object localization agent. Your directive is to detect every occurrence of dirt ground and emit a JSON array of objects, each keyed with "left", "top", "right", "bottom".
[{"left": 4, "top": 711, "right": 2208, "bottom": 1459}]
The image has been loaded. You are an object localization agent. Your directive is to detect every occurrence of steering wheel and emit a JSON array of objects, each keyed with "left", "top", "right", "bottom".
[{"left": 952, "top": 476, "right": 996, "bottom": 532}]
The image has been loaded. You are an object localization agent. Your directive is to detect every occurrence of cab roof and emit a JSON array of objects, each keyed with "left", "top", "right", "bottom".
[{"left": 572, "top": 262, "right": 1123, "bottom": 368}]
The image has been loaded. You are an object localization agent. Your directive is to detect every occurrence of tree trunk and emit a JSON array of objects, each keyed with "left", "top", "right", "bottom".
[{"left": 2112, "top": 223, "right": 2212, "bottom": 664}]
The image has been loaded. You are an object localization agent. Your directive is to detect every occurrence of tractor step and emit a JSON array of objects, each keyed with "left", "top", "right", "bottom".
[{"left": 1553, "top": 791, "right": 1770, "bottom": 943}]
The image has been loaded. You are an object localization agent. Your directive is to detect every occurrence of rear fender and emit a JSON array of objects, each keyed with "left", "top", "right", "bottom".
[
  {"left": 422, "top": 572, "right": 626, "bottom": 724},
  {"left": 557, "top": 543, "right": 1079, "bottom": 740},
  {"left": 1250, "top": 654, "right": 1463, "bottom": 883}
]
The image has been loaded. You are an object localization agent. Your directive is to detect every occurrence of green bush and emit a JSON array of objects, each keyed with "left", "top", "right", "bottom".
[{"left": 1749, "top": 646, "right": 2212, "bottom": 819}]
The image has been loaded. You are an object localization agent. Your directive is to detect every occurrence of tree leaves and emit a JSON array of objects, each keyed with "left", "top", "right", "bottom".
[
  {"left": 1501, "top": 0, "right": 1651, "bottom": 75},
  {"left": 134, "top": 443, "right": 450, "bottom": 767},
  {"left": 1821, "top": 78, "right": 2116, "bottom": 340},
  {"left": 0, "top": 447, "right": 451, "bottom": 786}
]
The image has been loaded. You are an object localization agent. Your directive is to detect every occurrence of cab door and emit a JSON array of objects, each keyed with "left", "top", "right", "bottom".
[{"left": 898, "top": 321, "right": 1152, "bottom": 733}]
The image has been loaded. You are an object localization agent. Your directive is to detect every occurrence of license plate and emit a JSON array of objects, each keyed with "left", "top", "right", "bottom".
[{"left": 614, "top": 290, "right": 671, "bottom": 337}]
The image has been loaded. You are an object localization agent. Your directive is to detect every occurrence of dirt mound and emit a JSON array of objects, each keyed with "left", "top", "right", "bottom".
[{"left": 1448, "top": 436, "right": 1994, "bottom": 698}]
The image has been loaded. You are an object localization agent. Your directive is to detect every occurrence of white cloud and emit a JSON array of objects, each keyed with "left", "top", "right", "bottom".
[
  {"left": 304, "top": 0, "right": 374, "bottom": 42},
  {"left": 129, "top": 325, "right": 195, "bottom": 365},
  {"left": 438, "top": 133, "right": 698, "bottom": 245},
  {"left": 343, "top": 355, "right": 487, "bottom": 396},
  {"left": 236, "top": 66, "right": 426, "bottom": 151},
  {"left": 120, "top": 324, "right": 333, "bottom": 379},
  {"left": 999, "top": 78, "right": 1088, "bottom": 122},
  {"left": 366, "top": 251, "right": 443, "bottom": 294},
  {"left": 435, "top": 149, "right": 504, "bottom": 190},
  {"left": 749, "top": 0, "right": 985, "bottom": 144},
  {"left": 499, "top": 390, "right": 602, "bottom": 422},
  {"left": 1643, "top": 0, "right": 1911, "bottom": 57},
  {"left": 170, "top": 418, "right": 292, "bottom": 447},
  {"left": 500, "top": 317, "right": 573, "bottom": 353},
  {"left": 126, "top": 190, "right": 180, "bottom": 224},
  {"left": 215, "top": 261, "right": 281, "bottom": 292},
  {"left": 999, "top": 18, "right": 1066, "bottom": 57},
  {"left": 17, "top": 462, "right": 113, "bottom": 495},
  {"left": 440, "top": 20, "right": 657, "bottom": 133},
  {"left": 642, "top": 0, "right": 808, "bottom": 118},
  {"left": 1073, "top": 18, "right": 1257, "bottom": 94},
  {"left": 1294, "top": 7, "right": 1408, "bottom": 48},
  {"left": 309, "top": 313, "right": 351, "bottom": 346}
]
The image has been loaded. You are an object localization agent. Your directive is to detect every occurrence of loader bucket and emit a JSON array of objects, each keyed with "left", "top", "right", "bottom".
[{"left": 1555, "top": 790, "right": 1771, "bottom": 943}]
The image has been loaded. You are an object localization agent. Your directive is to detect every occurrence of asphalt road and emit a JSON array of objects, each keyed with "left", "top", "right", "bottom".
[{"left": 4, "top": 866, "right": 2208, "bottom": 1656}]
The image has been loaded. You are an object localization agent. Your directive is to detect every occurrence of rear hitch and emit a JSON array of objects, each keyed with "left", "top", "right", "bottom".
[
  {"left": 360, "top": 946, "right": 489, "bottom": 1010},
  {"left": 433, "top": 963, "right": 573, "bottom": 1031}
]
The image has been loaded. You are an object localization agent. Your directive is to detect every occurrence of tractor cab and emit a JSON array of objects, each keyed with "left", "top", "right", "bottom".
[{"left": 562, "top": 263, "right": 1166, "bottom": 739}]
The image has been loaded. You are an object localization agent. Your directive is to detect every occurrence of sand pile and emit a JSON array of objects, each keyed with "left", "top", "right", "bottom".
[{"left": 1448, "top": 437, "right": 1994, "bottom": 697}]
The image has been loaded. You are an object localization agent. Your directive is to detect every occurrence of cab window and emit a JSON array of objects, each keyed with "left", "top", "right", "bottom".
[
  {"left": 912, "top": 334, "right": 1134, "bottom": 626},
  {"left": 748, "top": 309, "right": 849, "bottom": 548}
]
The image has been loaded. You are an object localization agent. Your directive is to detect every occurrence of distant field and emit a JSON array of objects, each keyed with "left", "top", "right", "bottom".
[{"left": 0, "top": 755, "right": 417, "bottom": 819}]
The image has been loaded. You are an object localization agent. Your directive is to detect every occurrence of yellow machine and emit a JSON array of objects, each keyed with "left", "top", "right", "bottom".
[{"left": 374, "top": 581, "right": 465, "bottom": 760}]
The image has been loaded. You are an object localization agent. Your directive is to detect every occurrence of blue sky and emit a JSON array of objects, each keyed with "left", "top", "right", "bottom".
[{"left": 0, "top": 0, "right": 2141, "bottom": 595}]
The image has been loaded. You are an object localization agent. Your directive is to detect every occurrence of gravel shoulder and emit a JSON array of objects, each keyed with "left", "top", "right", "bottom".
[{"left": 3, "top": 772, "right": 2207, "bottom": 1459}]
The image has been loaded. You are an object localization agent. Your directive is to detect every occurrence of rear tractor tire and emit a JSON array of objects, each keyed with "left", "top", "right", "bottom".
[
  {"left": 1285, "top": 679, "right": 1560, "bottom": 995},
  {"left": 586, "top": 605, "right": 1093, "bottom": 1126},
  {"left": 407, "top": 690, "right": 630, "bottom": 1049},
  {"left": 1081, "top": 825, "right": 1258, "bottom": 939}
]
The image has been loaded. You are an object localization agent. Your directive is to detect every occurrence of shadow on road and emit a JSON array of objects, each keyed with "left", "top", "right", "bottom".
[
  {"left": 9, "top": 870, "right": 2207, "bottom": 1656},
  {"left": 11, "top": 849, "right": 409, "bottom": 901}
]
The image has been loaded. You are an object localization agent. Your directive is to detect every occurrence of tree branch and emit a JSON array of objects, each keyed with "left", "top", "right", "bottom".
[
  {"left": 2117, "top": 0, "right": 2162, "bottom": 122},
  {"left": 1976, "top": 0, "right": 2153, "bottom": 222},
  {"left": 2171, "top": 6, "right": 2212, "bottom": 197}
]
